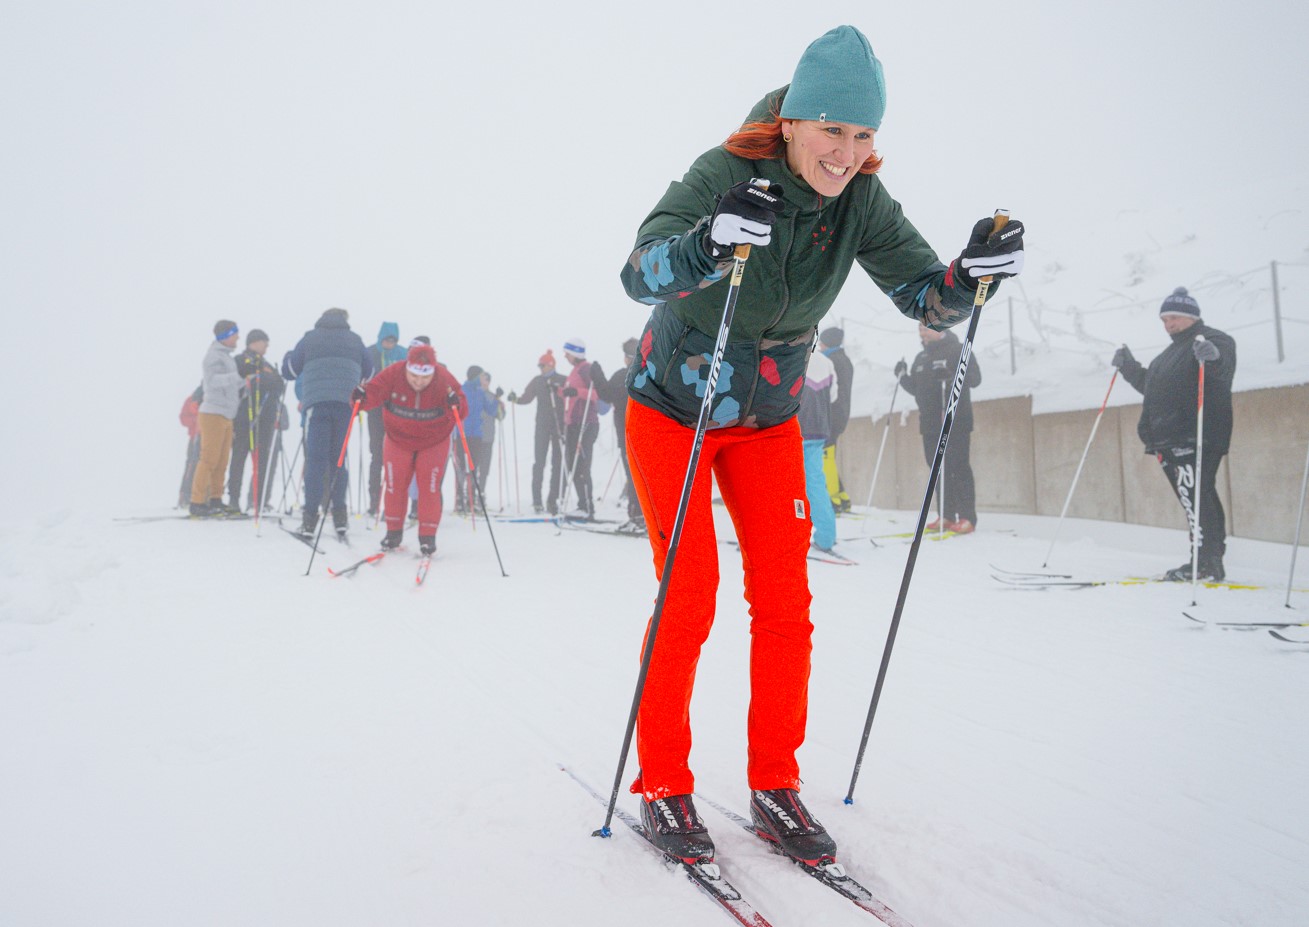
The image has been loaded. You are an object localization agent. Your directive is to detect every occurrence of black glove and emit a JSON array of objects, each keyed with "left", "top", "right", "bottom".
[
  {"left": 893, "top": 358, "right": 908, "bottom": 378},
  {"left": 1111, "top": 345, "right": 1134, "bottom": 370},
  {"left": 589, "top": 363, "right": 606, "bottom": 386},
  {"left": 562, "top": 387, "right": 578, "bottom": 398},
  {"left": 956, "top": 216, "right": 1025, "bottom": 285},
  {"left": 495, "top": 386, "right": 504, "bottom": 398},
  {"left": 351, "top": 385, "right": 366, "bottom": 405},
  {"left": 446, "top": 390, "right": 461, "bottom": 408},
  {"left": 506, "top": 390, "right": 518, "bottom": 403},
  {"left": 1192, "top": 338, "right": 1220, "bottom": 363},
  {"left": 704, "top": 179, "right": 785, "bottom": 260}
]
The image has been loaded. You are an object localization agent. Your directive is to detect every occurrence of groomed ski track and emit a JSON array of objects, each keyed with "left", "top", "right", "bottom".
[{"left": 2, "top": 507, "right": 1306, "bottom": 926}]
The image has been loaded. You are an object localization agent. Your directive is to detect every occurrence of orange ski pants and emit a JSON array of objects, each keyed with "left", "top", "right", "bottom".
[{"left": 624, "top": 399, "right": 814, "bottom": 800}]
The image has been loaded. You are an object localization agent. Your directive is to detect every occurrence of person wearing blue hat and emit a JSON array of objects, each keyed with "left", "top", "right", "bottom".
[{"left": 615, "top": 25, "right": 1027, "bottom": 866}]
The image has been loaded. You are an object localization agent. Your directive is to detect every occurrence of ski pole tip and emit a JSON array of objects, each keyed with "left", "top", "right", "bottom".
[
  {"left": 592, "top": 826, "right": 613, "bottom": 838},
  {"left": 842, "top": 796, "right": 854, "bottom": 806}
]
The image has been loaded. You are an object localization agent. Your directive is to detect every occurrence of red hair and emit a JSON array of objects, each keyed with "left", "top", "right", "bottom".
[{"left": 724, "top": 110, "right": 882, "bottom": 175}]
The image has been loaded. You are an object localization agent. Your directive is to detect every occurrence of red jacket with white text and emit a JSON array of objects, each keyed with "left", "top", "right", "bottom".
[{"left": 360, "top": 362, "right": 467, "bottom": 453}]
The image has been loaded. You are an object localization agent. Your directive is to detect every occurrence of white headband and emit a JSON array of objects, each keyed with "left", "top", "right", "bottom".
[{"left": 407, "top": 363, "right": 435, "bottom": 376}]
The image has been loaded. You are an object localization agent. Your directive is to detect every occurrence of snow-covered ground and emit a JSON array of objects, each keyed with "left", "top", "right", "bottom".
[{"left": 3, "top": 499, "right": 1306, "bottom": 927}]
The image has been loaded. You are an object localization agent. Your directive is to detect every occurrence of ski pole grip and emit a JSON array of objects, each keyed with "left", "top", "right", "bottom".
[
  {"left": 980, "top": 209, "right": 1011, "bottom": 285},
  {"left": 733, "top": 178, "right": 783, "bottom": 263}
]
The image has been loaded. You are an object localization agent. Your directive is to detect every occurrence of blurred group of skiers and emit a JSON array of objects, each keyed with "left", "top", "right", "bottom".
[{"left": 178, "top": 311, "right": 659, "bottom": 554}]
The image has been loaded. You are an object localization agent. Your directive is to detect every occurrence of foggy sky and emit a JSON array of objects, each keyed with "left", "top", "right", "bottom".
[{"left": 3, "top": 0, "right": 1306, "bottom": 518}]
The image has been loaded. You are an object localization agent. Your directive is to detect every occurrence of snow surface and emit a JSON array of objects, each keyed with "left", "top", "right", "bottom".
[{"left": 3, "top": 498, "right": 1307, "bottom": 927}]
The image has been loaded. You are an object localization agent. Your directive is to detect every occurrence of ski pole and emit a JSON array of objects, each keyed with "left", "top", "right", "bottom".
[
  {"left": 559, "top": 380, "right": 595, "bottom": 516},
  {"left": 862, "top": 378, "right": 901, "bottom": 512},
  {"left": 305, "top": 398, "right": 362, "bottom": 576},
  {"left": 452, "top": 394, "right": 479, "bottom": 530},
  {"left": 1189, "top": 336, "right": 1207, "bottom": 606},
  {"left": 280, "top": 432, "right": 304, "bottom": 514},
  {"left": 497, "top": 416, "right": 507, "bottom": 512},
  {"left": 356, "top": 410, "right": 365, "bottom": 518},
  {"left": 251, "top": 376, "right": 262, "bottom": 533},
  {"left": 938, "top": 379, "right": 947, "bottom": 536},
  {"left": 263, "top": 397, "right": 284, "bottom": 514},
  {"left": 1042, "top": 370, "right": 1118, "bottom": 568},
  {"left": 594, "top": 185, "right": 775, "bottom": 838},
  {"left": 511, "top": 399, "right": 521, "bottom": 515},
  {"left": 599, "top": 456, "right": 621, "bottom": 506},
  {"left": 845, "top": 209, "right": 1008, "bottom": 805},
  {"left": 451, "top": 398, "right": 508, "bottom": 576},
  {"left": 1288, "top": 439, "right": 1309, "bottom": 609}
]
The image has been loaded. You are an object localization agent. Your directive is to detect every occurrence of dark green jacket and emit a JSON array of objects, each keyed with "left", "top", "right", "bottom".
[{"left": 619, "top": 86, "right": 993, "bottom": 430}]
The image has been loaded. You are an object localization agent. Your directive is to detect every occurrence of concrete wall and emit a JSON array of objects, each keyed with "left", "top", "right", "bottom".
[{"left": 836, "top": 383, "right": 1308, "bottom": 545}]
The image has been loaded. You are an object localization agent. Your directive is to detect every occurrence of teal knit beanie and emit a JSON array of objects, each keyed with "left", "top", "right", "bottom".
[{"left": 779, "top": 25, "right": 886, "bottom": 130}]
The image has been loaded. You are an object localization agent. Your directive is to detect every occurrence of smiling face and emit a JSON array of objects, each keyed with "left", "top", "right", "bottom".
[{"left": 781, "top": 118, "right": 876, "bottom": 197}]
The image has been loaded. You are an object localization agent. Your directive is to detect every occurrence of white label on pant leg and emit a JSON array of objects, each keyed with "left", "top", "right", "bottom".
[{"left": 794, "top": 499, "right": 806, "bottom": 518}]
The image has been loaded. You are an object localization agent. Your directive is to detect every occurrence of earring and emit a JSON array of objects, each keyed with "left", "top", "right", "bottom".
[{"left": 783, "top": 133, "right": 792, "bottom": 143}]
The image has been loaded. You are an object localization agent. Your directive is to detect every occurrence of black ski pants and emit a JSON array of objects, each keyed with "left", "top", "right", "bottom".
[
  {"left": 531, "top": 423, "right": 563, "bottom": 511},
  {"left": 920, "top": 429, "right": 977, "bottom": 525},
  {"left": 228, "top": 404, "right": 278, "bottom": 511},
  {"left": 1158, "top": 446, "right": 1227, "bottom": 564},
  {"left": 564, "top": 419, "right": 599, "bottom": 515}
]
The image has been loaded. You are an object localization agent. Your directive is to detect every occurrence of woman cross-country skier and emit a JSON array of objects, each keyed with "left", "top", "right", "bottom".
[
  {"left": 616, "top": 24, "right": 1025, "bottom": 866},
  {"left": 355, "top": 343, "right": 466, "bottom": 556}
]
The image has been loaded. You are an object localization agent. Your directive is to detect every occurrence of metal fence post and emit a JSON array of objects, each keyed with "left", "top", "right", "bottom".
[{"left": 1272, "top": 260, "right": 1285, "bottom": 363}]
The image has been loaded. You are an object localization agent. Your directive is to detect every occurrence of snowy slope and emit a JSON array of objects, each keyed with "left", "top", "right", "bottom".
[{"left": 3, "top": 502, "right": 1307, "bottom": 927}]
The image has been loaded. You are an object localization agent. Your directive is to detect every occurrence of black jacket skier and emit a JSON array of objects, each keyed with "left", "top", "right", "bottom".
[
  {"left": 1113, "top": 287, "right": 1237, "bottom": 581},
  {"left": 1117, "top": 321, "right": 1236, "bottom": 456},
  {"left": 510, "top": 352, "right": 568, "bottom": 513},
  {"left": 898, "top": 328, "right": 981, "bottom": 436},
  {"left": 897, "top": 326, "right": 982, "bottom": 530}
]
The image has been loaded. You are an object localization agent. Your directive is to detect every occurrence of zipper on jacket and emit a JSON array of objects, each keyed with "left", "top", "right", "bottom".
[{"left": 659, "top": 324, "right": 695, "bottom": 391}]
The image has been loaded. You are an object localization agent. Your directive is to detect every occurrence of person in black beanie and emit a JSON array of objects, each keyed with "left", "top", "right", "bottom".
[
  {"left": 1112, "top": 287, "right": 1237, "bottom": 581},
  {"left": 227, "top": 328, "right": 285, "bottom": 513}
]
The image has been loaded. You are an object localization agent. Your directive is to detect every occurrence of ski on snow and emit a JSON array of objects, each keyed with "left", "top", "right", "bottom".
[
  {"left": 327, "top": 551, "right": 387, "bottom": 578},
  {"left": 695, "top": 794, "right": 915, "bottom": 927},
  {"left": 721, "top": 539, "right": 857, "bottom": 566},
  {"left": 1182, "top": 611, "right": 1309, "bottom": 630},
  {"left": 989, "top": 564, "right": 1073, "bottom": 580},
  {"left": 1269, "top": 628, "right": 1309, "bottom": 644},
  {"left": 991, "top": 572, "right": 1279, "bottom": 592},
  {"left": 115, "top": 513, "right": 252, "bottom": 523},
  {"left": 326, "top": 548, "right": 433, "bottom": 584},
  {"left": 279, "top": 521, "right": 325, "bottom": 553},
  {"left": 559, "top": 765, "right": 774, "bottom": 927}
]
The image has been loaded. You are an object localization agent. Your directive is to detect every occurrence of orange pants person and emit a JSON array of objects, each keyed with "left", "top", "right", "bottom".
[{"left": 624, "top": 399, "right": 814, "bottom": 800}]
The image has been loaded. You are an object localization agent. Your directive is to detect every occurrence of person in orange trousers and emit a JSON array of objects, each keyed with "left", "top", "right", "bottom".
[
  {"left": 615, "top": 24, "right": 1025, "bottom": 866},
  {"left": 626, "top": 399, "right": 814, "bottom": 800}
]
